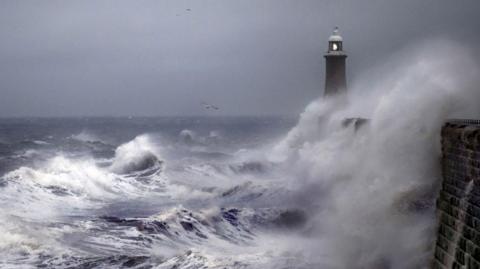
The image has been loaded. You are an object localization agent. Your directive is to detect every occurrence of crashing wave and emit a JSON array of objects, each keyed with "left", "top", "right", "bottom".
[
  {"left": 70, "top": 130, "right": 102, "bottom": 144},
  {"left": 178, "top": 129, "right": 198, "bottom": 146},
  {"left": 1, "top": 136, "right": 167, "bottom": 204},
  {"left": 267, "top": 40, "right": 480, "bottom": 268},
  {"left": 98, "top": 206, "right": 308, "bottom": 246},
  {"left": 3, "top": 156, "right": 123, "bottom": 200},
  {"left": 109, "top": 135, "right": 163, "bottom": 175}
]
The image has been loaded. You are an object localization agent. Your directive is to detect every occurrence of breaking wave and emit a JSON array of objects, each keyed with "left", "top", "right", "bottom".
[
  {"left": 269, "top": 39, "right": 480, "bottom": 268},
  {"left": 109, "top": 135, "right": 163, "bottom": 175},
  {"left": 70, "top": 130, "right": 103, "bottom": 144}
]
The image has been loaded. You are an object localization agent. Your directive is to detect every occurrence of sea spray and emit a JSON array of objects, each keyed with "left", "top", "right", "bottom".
[
  {"left": 110, "top": 134, "right": 164, "bottom": 174},
  {"left": 271, "top": 39, "right": 480, "bottom": 268}
]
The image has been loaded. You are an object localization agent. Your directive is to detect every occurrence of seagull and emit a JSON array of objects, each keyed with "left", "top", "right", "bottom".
[
  {"left": 186, "top": 8, "right": 191, "bottom": 11},
  {"left": 201, "top": 102, "right": 220, "bottom": 110}
]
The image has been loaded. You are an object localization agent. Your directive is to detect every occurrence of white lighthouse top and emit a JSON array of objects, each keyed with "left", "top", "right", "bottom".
[{"left": 328, "top": 27, "right": 343, "bottom": 42}]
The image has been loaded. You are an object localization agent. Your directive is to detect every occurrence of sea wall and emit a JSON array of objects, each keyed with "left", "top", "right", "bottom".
[{"left": 433, "top": 120, "right": 480, "bottom": 269}]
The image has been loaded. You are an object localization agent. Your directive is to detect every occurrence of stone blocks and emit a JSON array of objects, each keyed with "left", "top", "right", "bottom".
[{"left": 433, "top": 120, "right": 480, "bottom": 269}]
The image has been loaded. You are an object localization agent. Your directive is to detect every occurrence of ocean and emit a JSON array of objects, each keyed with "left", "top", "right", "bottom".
[{"left": 0, "top": 116, "right": 316, "bottom": 269}]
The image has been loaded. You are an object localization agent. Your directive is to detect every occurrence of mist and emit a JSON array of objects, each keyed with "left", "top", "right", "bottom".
[{"left": 269, "top": 39, "right": 480, "bottom": 268}]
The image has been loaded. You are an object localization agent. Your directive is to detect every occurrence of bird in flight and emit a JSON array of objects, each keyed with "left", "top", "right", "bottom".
[{"left": 201, "top": 102, "right": 220, "bottom": 110}]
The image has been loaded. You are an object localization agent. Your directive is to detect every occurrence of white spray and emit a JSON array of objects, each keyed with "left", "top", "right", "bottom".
[{"left": 271, "top": 39, "right": 480, "bottom": 268}]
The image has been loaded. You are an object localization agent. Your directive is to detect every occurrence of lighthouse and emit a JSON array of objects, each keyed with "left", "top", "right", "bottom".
[{"left": 324, "top": 27, "right": 347, "bottom": 97}]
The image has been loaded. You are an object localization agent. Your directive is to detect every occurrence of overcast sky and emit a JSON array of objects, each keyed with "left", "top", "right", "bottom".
[{"left": 0, "top": 0, "right": 479, "bottom": 117}]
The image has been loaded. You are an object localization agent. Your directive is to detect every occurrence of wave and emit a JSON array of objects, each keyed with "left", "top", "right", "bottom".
[
  {"left": 3, "top": 156, "right": 126, "bottom": 201},
  {"left": 70, "top": 130, "right": 103, "bottom": 144},
  {"left": 0, "top": 130, "right": 306, "bottom": 267},
  {"left": 89, "top": 206, "right": 306, "bottom": 253},
  {"left": 269, "top": 39, "right": 480, "bottom": 268},
  {"left": 2, "top": 135, "right": 166, "bottom": 207},
  {"left": 178, "top": 129, "right": 196, "bottom": 145},
  {"left": 228, "top": 161, "right": 272, "bottom": 174},
  {"left": 0, "top": 135, "right": 171, "bottom": 265},
  {"left": 17, "top": 140, "right": 51, "bottom": 149},
  {"left": 32, "top": 140, "right": 49, "bottom": 145},
  {"left": 109, "top": 135, "right": 163, "bottom": 175},
  {"left": 28, "top": 204, "right": 310, "bottom": 268},
  {"left": 178, "top": 129, "right": 223, "bottom": 147}
]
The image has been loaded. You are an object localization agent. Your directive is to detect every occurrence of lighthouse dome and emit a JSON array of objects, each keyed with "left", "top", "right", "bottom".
[{"left": 328, "top": 27, "right": 343, "bottom": 42}]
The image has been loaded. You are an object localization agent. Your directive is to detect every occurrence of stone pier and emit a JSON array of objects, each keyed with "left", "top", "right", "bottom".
[{"left": 433, "top": 120, "right": 480, "bottom": 269}]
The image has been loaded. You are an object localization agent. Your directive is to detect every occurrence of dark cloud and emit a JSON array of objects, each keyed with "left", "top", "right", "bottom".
[{"left": 0, "top": 0, "right": 479, "bottom": 117}]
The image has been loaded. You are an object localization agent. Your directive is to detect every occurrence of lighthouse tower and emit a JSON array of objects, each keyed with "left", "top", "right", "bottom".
[{"left": 324, "top": 27, "right": 347, "bottom": 97}]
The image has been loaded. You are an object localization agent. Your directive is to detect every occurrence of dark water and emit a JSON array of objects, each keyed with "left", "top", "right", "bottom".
[
  {"left": 0, "top": 117, "right": 316, "bottom": 269},
  {"left": 0, "top": 117, "right": 295, "bottom": 174}
]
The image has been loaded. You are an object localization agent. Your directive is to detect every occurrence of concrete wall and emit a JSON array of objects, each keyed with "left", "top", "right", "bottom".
[{"left": 433, "top": 120, "right": 480, "bottom": 269}]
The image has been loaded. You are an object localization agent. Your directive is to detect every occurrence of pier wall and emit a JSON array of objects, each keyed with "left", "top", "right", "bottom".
[{"left": 433, "top": 120, "right": 480, "bottom": 269}]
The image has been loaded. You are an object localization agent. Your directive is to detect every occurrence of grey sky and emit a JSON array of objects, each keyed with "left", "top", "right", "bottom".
[{"left": 0, "top": 0, "right": 479, "bottom": 117}]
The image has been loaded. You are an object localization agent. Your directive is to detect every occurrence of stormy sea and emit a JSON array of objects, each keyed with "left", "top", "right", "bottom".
[
  {"left": 1, "top": 40, "right": 479, "bottom": 269},
  {"left": 0, "top": 116, "right": 313, "bottom": 268}
]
